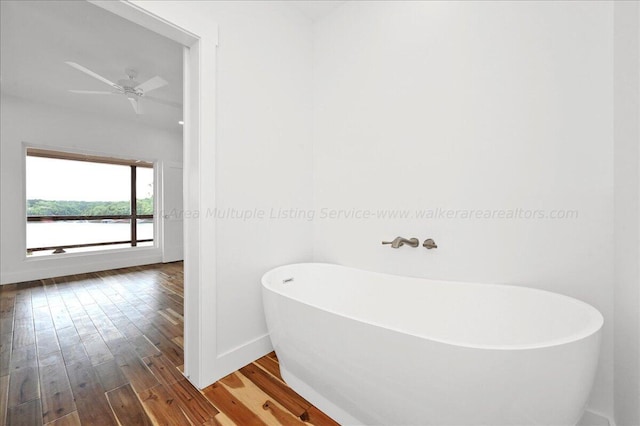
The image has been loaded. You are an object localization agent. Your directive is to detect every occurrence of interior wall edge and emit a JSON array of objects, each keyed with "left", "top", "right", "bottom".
[{"left": 613, "top": 1, "right": 640, "bottom": 425}]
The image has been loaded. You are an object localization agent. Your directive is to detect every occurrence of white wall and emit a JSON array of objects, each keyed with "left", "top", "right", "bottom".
[
  {"left": 0, "top": 95, "right": 183, "bottom": 284},
  {"left": 313, "top": 0, "right": 614, "bottom": 418},
  {"left": 614, "top": 2, "right": 640, "bottom": 425},
  {"left": 130, "top": 0, "right": 315, "bottom": 381},
  {"left": 200, "top": 1, "right": 313, "bottom": 360}
]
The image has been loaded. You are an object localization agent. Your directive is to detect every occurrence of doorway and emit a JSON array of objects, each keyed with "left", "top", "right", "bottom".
[{"left": 90, "top": 0, "right": 219, "bottom": 388}]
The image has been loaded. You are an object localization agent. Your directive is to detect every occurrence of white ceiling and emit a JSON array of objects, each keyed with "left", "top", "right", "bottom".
[
  {"left": 0, "top": 1, "right": 183, "bottom": 133},
  {"left": 287, "top": 1, "right": 346, "bottom": 22}
]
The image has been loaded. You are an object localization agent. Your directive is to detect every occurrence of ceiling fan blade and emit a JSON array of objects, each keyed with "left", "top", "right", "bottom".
[
  {"left": 65, "top": 61, "right": 121, "bottom": 90},
  {"left": 135, "top": 76, "right": 167, "bottom": 94},
  {"left": 128, "top": 97, "right": 142, "bottom": 115},
  {"left": 145, "top": 95, "right": 181, "bottom": 109},
  {"left": 69, "top": 90, "right": 116, "bottom": 95}
]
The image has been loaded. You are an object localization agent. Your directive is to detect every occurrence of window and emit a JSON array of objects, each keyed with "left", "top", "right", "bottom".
[{"left": 26, "top": 148, "right": 154, "bottom": 256}]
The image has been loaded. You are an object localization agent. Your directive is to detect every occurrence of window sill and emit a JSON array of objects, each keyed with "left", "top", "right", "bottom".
[{"left": 24, "top": 245, "right": 159, "bottom": 262}]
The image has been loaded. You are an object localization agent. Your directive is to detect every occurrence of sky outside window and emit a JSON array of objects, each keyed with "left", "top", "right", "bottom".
[{"left": 27, "top": 156, "right": 131, "bottom": 203}]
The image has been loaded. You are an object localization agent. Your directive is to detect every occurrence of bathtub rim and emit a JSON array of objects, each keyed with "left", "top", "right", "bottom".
[{"left": 261, "top": 262, "right": 604, "bottom": 352}]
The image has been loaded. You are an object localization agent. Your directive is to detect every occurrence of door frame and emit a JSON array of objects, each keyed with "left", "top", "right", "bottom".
[{"left": 89, "top": 0, "right": 218, "bottom": 389}]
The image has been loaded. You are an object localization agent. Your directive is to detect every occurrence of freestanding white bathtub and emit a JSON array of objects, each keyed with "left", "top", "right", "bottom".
[{"left": 261, "top": 263, "right": 603, "bottom": 426}]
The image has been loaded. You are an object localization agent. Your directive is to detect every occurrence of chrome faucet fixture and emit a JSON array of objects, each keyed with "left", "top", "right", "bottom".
[
  {"left": 423, "top": 238, "right": 438, "bottom": 249},
  {"left": 382, "top": 237, "right": 419, "bottom": 248}
]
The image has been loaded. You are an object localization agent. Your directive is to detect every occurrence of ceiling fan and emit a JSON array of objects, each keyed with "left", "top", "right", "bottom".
[{"left": 65, "top": 61, "right": 179, "bottom": 115}]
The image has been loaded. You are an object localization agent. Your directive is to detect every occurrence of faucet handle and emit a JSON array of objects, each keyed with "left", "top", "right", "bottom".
[{"left": 423, "top": 238, "right": 437, "bottom": 249}]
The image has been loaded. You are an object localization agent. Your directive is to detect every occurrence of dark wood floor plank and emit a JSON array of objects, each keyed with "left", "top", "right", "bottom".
[
  {"left": 106, "top": 383, "right": 153, "bottom": 426},
  {"left": 0, "top": 375, "right": 9, "bottom": 426},
  {"left": 31, "top": 291, "right": 49, "bottom": 311},
  {"left": 138, "top": 325, "right": 183, "bottom": 367},
  {"left": 0, "top": 333, "right": 11, "bottom": 377},
  {"left": 171, "top": 378, "right": 219, "bottom": 424},
  {"left": 8, "top": 366, "right": 39, "bottom": 407},
  {"left": 33, "top": 306, "right": 55, "bottom": 331},
  {"left": 44, "top": 410, "right": 81, "bottom": 426},
  {"left": 72, "top": 315, "right": 98, "bottom": 339},
  {"left": 113, "top": 346, "right": 159, "bottom": 393},
  {"left": 13, "top": 317, "right": 35, "bottom": 348},
  {"left": 131, "top": 334, "right": 161, "bottom": 359},
  {"left": 7, "top": 398, "right": 42, "bottom": 426},
  {"left": 60, "top": 343, "right": 90, "bottom": 369},
  {"left": 92, "top": 318, "right": 123, "bottom": 344},
  {"left": 49, "top": 306, "right": 74, "bottom": 330},
  {"left": 239, "top": 363, "right": 311, "bottom": 419},
  {"left": 14, "top": 299, "right": 33, "bottom": 320},
  {"left": 9, "top": 344, "right": 37, "bottom": 371},
  {"left": 55, "top": 326, "right": 80, "bottom": 346},
  {"left": 263, "top": 400, "right": 307, "bottom": 426},
  {"left": 143, "top": 354, "right": 184, "bottom": 387},
  {"left": 109, "top": 317, "right": 142, "bottom": 340},
  {"left": 65, "top": 362, "right": 117, "bottom": 426},
  {"left": 36, "top": 327, "right": 60, "bottom": 358},
  {"left": 0, "top": 293, "right": 16, "bottom": 318},
  {"left": 0, "top": 316, "right": 14, "bottom": 340},
  {"left": 39, "top": 351, "right": 76, "bottom": 423},
  {"left": 152, "top": 313, "right": 183, "bottom": 340},
  {"left": 94, "top": 359, "right": 128, "bottom": 392},
  {"left": 254, "top": 356, "right": 284, "bottom": 382},
  {"left": 80, "top": 332, "right": 114, "bottom": 366}
]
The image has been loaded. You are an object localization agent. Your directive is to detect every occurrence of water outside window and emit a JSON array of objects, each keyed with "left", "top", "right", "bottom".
[{"left": 26, "top": 154, "right": 154, "bottom": 256}]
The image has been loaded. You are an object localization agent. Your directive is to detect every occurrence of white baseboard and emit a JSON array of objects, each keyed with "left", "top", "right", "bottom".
[{"left": 203, "top": 333, "right": 273, "bottom": 387}]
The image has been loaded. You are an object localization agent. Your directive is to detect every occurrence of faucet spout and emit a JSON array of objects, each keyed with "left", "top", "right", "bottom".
[{"left": 382, "top": 237, "right": 419, "bottom": 248}]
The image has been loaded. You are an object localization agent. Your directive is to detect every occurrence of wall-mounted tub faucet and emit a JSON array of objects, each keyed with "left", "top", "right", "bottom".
[
  {"left": 382, "top": 237, "right": 419, "bottom": 248},
  {"left": 423, "top": 238, "right": 437, "bottom": 249}
]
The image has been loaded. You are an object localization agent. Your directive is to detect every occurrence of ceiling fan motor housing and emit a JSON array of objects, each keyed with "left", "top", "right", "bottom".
[{"left": 119, "top": 68, "right": 142, "bottom": 96}]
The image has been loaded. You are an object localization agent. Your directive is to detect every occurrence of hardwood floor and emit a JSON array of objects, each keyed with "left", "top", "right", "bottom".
[{"left": 0, "top": 263, "right": 338, "bottom": 426}]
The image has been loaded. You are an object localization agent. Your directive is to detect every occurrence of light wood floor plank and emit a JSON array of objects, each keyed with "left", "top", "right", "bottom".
[
  {"left": 137, "top": 383, "right": 192, "bottom": 425},
  {"left": 203, "top": 381, "right": 267, "bottom": 426},
  {"left": 220, "top": 372, "right": 305, "bottom": 425}
]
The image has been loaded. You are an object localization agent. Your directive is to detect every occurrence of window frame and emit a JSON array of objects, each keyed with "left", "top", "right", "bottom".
[{"left": 25, "top": 147, "right": 155, "bottom": 256}]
